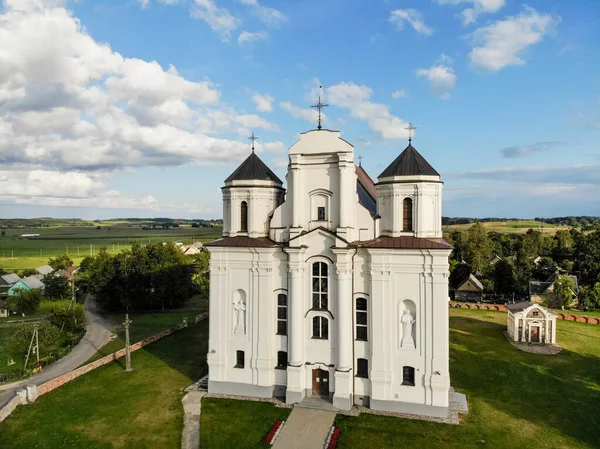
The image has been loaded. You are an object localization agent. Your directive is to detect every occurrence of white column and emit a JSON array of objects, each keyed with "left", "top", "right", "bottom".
[
  {"left": 552, "top": 319, "right": 556, "bottom": 343},
  {"left": 514, "top": 316, "right": 519, "bottom": 341},
  {"left": 338, "top": 154, "right": 354, "bottom": 229},
  {"left": 290, "top": 155, "right": 303, "bottom": 229},
  {"left": 333, "top": 248, "right": 353, "bottom": 370}
]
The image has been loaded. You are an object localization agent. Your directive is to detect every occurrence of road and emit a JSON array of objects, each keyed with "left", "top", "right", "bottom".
[{"left": 0, "top": 295, "right": 112, "bottom": 408}]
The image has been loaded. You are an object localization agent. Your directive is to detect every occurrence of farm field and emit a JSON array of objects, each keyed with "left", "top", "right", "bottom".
[
  {"left": 443, "top": 220, "right": 571, "bottom": 235},
  {"left": 0, "top": 224, "right": 220, "bottom": 271}
]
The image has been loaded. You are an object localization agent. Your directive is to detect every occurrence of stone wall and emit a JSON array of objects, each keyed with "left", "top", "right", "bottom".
[
  {"left": 0, "top": 312, "right": 209, "bottom": 423},
  {"left": 449, "top": 302, "right": 599, "bottom": 325}
]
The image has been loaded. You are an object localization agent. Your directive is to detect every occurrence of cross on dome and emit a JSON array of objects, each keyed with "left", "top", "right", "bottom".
[
  {"left": 406, "top": 122, "right": 416, "bottom": 144},
  {"left": 249, "top": 132, "right": 258, "bottom": 152}
]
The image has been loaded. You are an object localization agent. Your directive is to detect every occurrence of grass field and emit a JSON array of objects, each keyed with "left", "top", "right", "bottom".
[
  {"left": 0, "top": 299, "right": 72, "bottom": 370},
  {"left": 443, "top": 220, "right": 571, "bottom": 235},
  {"left": 0, "top": 319, "right": 209, "bottom": 449},
  {"left": 334, "top": 309, "right": 600, "bottom": 449},
  {"left": 84, "top": 294, "right": 208, "bottom": 364},
  {"left": 0, "top": 224, "right": 220, "bottom": 271},
  {"left": 200, "top": 398, "right": 291, "bottom": 448}
]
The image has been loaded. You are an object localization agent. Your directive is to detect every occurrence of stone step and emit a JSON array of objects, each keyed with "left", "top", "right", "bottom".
[{"left": 295, "top": 397, "right": 338, "bottom": 412}]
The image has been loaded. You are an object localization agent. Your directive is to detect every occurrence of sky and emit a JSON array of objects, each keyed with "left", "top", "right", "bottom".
[{"left": 0, "top": 0, "right": 598, "bottom": 220}]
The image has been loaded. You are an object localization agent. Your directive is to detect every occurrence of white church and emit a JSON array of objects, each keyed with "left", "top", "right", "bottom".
[{"left": 205, "top": 121, "right": 453, "bottom": 417}]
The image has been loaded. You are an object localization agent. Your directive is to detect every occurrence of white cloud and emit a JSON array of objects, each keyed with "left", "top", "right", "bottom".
[
  {"left": 238, "top": 30, "right": 267, "bottom": 45},
  {"left": 435, "top": 0, "right": 505, "bottom": 25},
  {"left": 190, "top": 0, "right": 240, "bottom": 41},
  {"left": 280, "top": 101, "right": 320, "bottom": 123},
  {"left": 239, "top": 0, "right": 287, "bottom": 27},
  {"left": 391, "top": 90, "right": 406, "bottom": 99},
  {"left": 416, "top": 65, "right": 457, "bottom": 99},
  {"left": 389, "top": 9, "right": 433, "bottom": 36},
  {"left": 252, "top": 92, "right": 274, "bottom": 112},
  {"left": 326, "top": 82, "right": 410, "bottom": 139},
  {"left": 468, "top": 7, "right": 560, "bottom": 71}
]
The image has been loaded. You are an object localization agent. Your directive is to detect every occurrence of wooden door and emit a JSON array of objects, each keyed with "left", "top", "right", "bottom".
[
  {"left": 531, "top": 326, "right": 540, "bottom": 343},
  {"left": 320, "top": 370, "right": 329, "bottom": 396},
  {"left": 312, "top": 369, "right": 320, "bottom": 395}
]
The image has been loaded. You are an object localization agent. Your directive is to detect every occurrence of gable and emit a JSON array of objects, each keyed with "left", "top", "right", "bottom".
[{"left": 288, "top": 227, "right": 348, "bottom": 259}]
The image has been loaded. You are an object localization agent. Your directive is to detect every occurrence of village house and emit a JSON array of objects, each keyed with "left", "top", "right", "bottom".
[
  {"left": 529, "top": 271, "right": 578, "bottom": 308},
  {"left": 455, "top": 274, "right": 484, "bottom": 302},
  {"left": 8, "top": 276, "right": 45, "bottom": 296}
]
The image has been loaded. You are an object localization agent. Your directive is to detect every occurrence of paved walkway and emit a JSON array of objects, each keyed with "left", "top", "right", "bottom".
[
  {"left": 181, "top": 390, "right": 206, "bottom": 449},
  {"left": 273, "top": 407, "right": 336, "bottom": 449},
  {"left": 0, "top": 296, "right": 112, "bottom": 407}
]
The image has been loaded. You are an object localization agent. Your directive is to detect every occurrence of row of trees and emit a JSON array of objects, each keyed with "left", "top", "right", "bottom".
[
  {"left": 448, "top": 223, "right": 600, "bottom": 309},
  {"left": 77, "top": 242, "right": 209, "bottom": 311}
]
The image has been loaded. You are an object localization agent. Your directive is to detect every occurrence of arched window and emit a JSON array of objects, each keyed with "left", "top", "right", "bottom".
[
  {"left": 403, "top": 198, "right": 413, "bottom": 232},
  {"left": 312, "top": 262, "right": 328, "bottom": 310},
  {"left": 277, "top": 293, "right": 287, "bottom": 335},
  {"left": 312, "top": 316, "right": 329, "bottom": 339},
  {"left": 402, "top": 366, "right": 415, "bottom": 386},
  {"left": 240, "top": 201, "right": 248, "bottom": 232},
  {"left": 356, "top": 298, "right": 368, "bottom": 341}
]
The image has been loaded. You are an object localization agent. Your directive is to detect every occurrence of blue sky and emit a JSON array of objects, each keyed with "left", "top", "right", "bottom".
[{"left": 0, "top": 0, "right": 598, "bottom": 219}]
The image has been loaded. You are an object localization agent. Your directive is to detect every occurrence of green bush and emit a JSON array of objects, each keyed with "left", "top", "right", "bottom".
[
  {"left": 7, "top": 322, "right": 59, "bottom": 361},
  {"left": 50, "top": 303, "right": 85, "bottom": 333},
  {"left": 7, "top": 289, "right": 42, "bottom": 315}
]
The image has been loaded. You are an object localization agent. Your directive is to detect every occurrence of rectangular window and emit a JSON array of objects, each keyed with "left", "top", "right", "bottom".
[
  {"left": 402, "top": 366, "right": 415, "bottom": 386},
  {"left": 235, "top": 350, "right": 245, "bottom": 369},
  {"left": 356, "top": 358, "right": 368, "bottom": 378},
  {"left": 276, "top": 294, "right": 287, "bottom": 335},
  {"left": 317, "top": 207, "right": 326, "bottom": 221},
  {"left": 312, "top": 262, "right": 328, "bottom": 310},
  {"left": 356, "top": 298, "right": 368, "bottom": 341},
  {"left": 276, "top": 351, "right": 287, "bottom": 369}
]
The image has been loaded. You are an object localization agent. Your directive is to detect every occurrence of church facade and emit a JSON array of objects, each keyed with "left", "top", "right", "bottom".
[{"left": 205, "top": 127, "right": 452, "bottom": 417}]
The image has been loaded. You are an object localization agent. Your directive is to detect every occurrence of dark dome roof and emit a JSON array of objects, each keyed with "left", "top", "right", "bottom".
[
  {"left": 378, "top": 144, "right": 439, "bottom": 178},
  {"left": 225, "top": 152, "right": 282, "bottom": 184}
]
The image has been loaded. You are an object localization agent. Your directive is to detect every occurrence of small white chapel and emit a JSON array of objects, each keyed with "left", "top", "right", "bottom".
[{"left": 205, "top": 114, "right": 453, "bottom": 417}]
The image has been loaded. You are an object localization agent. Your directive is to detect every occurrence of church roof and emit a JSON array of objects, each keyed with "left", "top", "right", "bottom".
[
  {"left": 224, "top": 152, "right": 282, "bottom": 184},
  {"left": 506, "top": 301, "right": 533, "bottom": 313},
  {"left": 204, "top": 236, "right": 278, "bottom": 248},
  {"left": 356, "top": 165, "right": 377, "bottom": 217},
  {"left": 378, "top": 144, "right": 439, "bottom": 178},
  {"left": 354, "top": 236, "right": 452, "bottom": 250}
]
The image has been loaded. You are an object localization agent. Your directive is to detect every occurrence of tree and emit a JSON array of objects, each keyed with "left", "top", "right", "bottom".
[
  {"left": 450, "top": 263, "right": 472, "bottom": 290},
  {"left": 1, "top": 229, "right": 5, "bottom": 237},
  {"left": 555, "top": 230, "right": 574, "bottom": 252},
  {"left": 579, "top": 282, "right": 600, "bottom": 310},
  {"left": 7, "top": 322, "right": 59, "bottom": 360},
  {"left": 494, "top": 260, "right": 517, "bottom": 295},
  {"left": 189, "top": 249, "right": 210, "bottom": 292},
  {"left": 7, "top": 289, "right": 42, "bottom": 315},
  {"left": 43, "top": 274, "right": 70, "bottom": 299},
  {"left": 50, "top": 303, "right": 85, "bottom": 333},
  {"left": 48, "top": 254, "right": 73, "bottom": 271},
  {"left": 573, "top": 230, "right": 600, "bottom": 287},
  {"left": 462, "top": 223, "right": 493, "bottom": 273},
  {"left": 554, "top": 275, "right": 576, "bottom": 309},
  {"left": 21, "top": 268, "right": 36, "bottom": 277}
]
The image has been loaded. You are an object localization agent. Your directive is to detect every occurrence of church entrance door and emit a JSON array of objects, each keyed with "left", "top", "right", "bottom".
[
  {"left": 531, "top": 326, "right": 540, "bottom": 343},
  {"left": 312, "top": 369, "right": 329, "bottom": 396}
]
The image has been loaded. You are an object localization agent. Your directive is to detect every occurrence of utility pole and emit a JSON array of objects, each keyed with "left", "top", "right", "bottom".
[
  {"left": 24, "top": 323, "right": 40, "bottom": 370},
  {"left": 123, "top": 314, "right": 133, "bottom": 372}
]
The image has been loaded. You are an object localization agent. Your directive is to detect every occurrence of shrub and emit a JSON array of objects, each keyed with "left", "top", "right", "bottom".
[
  {"left": 7, "top": 289, "right": 42, "bottom": 315},
  {"left": 7, "top": 322, "right": 60, "bottom": 360},
  {"left": 50, "top": 303, "right": 85, "bottom": 333}
]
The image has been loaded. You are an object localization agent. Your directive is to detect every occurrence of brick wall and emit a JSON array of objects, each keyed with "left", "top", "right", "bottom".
[
  {"left": 0, "top": 312, "right": 209, "bottom": 423},
  {"left": 449, "top": 302, "right": 599, "bottom": 325}
]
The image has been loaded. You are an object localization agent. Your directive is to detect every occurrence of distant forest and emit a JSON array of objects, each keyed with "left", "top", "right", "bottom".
[
  {"left": 442, "top": 216, "right": 600, "bottom": 228},
  {"left": 0, "top": 218, "right": 223, "bottom": 229}
]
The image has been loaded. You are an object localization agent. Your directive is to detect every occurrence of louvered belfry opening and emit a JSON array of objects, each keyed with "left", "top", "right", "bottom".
[{"left": 403, "top": 197, "right": 413, "bottom": 232}]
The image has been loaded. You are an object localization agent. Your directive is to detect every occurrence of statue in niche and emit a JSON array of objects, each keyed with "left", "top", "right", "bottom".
[
  {"left": 233, "top": 297, "right": 246, "bottom": 335},
  {"left": 401, "top": 309, "right": 415, "bottom": 348}
]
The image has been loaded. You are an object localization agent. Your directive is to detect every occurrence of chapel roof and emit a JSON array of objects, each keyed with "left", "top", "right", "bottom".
[
  {"left": 224, "top": 152, "right": 282, "bottom": 184},
  {"left": 378, "top": 144, "right": 440, "bottom": 179},
  {"left": 356, "top": 165, "right": 377, "bottom": 217},
  {"left": 506, "top": 301, "right": 533, "bottom": 313}
]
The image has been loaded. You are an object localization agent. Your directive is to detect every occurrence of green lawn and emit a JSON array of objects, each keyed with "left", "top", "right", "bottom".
[
  {"left": 334, "top": 309, "right": 600, "bottom": 449},
  {"left": 84, "top": 294, "right": 208, "bottom": 364},
  {"left": 0, "top": 224, "right": 220, "bottom": 271},
  {"left": 200, "top": 398, "right": 291, "bottom": 449},
  {"left": 0, "top": 319, "right": 209, "bottom": 449}
]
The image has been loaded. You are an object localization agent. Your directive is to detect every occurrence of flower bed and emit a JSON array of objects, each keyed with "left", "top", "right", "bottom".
[
  {"left": 265, "top": 419, "right": 285, "bottom": 445},
  {"left": 325, "top": 426, "right": 341, "bottom": 449}
]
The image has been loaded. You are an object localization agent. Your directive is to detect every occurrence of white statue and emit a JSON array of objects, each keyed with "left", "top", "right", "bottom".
[
  {"left": 401, "top": 309, "right": 415, "bottom": 348},
  {"left": 233, "top": 297, "right": 246, "bottom": 335}
]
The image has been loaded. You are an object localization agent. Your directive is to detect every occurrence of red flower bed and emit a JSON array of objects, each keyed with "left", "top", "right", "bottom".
[
  {"left": 327, "top": 427, "right": 341, "bottom": 449},
  {"left": 265, "top": 420, "right": 284, "bottom": 445}
]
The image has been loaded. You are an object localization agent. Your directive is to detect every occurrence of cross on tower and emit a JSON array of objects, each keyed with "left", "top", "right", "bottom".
[
  {"left": 357, "top": 154, "right": 363, "bottom": 166},
  {"left": 406, "top": 122, "right": 416, "bottom": 143},
  {"left": 249, "top": 132, "right": 258, "bottom": 153},
  {"left": 311, "top": 86, "right": 329, "bottom": 130}
]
